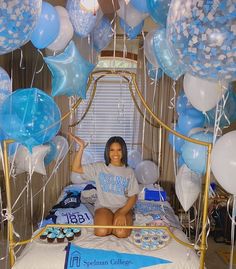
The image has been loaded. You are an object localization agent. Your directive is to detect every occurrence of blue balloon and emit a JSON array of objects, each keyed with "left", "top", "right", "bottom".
[
  {"left": 177, "top": 155, "right": 185, "bottom": 168},
  {"left": 153, "top": 28, "right": 186, "bottom": 80},
  {"left": 0, "top": 0, "right": 42, "bottom": 55},
  {"left": 92, "top": 16, "right": 113, "bottom": 52},
  {"left": 44, "top": 141, "right": 57, "bottom": 165},
  {"left": 206, "top": 89, "right": 236, "bottom": 128},
  {"left": 0, "top": 88, "right": 61, "bottom": 152},
  {"left": 120, "top": 18, "right": 144, "bottom": 40},
  {"left": 181, "top": 131, "right": 213, "bottom": 175},
  {"left": 30, "top": 1, "right": 60, "bottom": 49},
  {"left": 8, "top": 142, "right": 20, "bottom": 157},
  {"left": 0, "top": 67, "right": 12, "bottom": 105},
  {"left": 176, "top": 90, "right": 193, "bottom": 115},
  {"left": 168, "top": 125, "right": 185, "bottom": 154},
  {"left": 66, "top": 0, "right": 98, "bottom": 38},
  {"left": 146, "top": 60, "right": 163, "bottom": 80},
  {"left": 178, "top": 108, "right": 205, "bottom": 135},
  {"left": 167, "top": 0, "right": 236, "bottom": 82},
  {"left": 147, "top": 0, "right": 171, "bottom": 27},
  {"left": 130, "top": 0, "right": 149, "bottom": 13},
  {"left": 44, "top": 41, "right": 95, "bottom": 97}
]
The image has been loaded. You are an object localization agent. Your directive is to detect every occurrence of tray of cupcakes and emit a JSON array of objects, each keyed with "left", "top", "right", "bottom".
[
  {"left": 38, "top": 227, "right": 81, "bottom": 244},
  {"left": 129, "top": 228, "right": 170, "bottom": 251}
]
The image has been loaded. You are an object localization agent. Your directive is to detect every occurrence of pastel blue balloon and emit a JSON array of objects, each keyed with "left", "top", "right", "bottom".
[
  {"left": 130, "top": 0, "right": 149, "bottom": 13},
  {"left": 146, "top": 60, "right": 163, "bottom": 80},
  {"left": 153, "top": 28, "right": 186, "bottom": 80},
  {"left": 168, "top": 125, "right": 185, "bottom": 154},
  {"left": 178, "top": 108, "right": 205, "bottom": 135},
  {"left": 176, "top": 90, "right": 193, "bottom": 115},
  {"left": 0, "top": 67, "right": 12, "bottom": 105},
  {"left": 30, "top": 1, "right": 60, "bottom": 49},
  {"left": 92, "top": 16, "right": 113, "bottom": 52},
  {"left": 0, "top": 0, "right": 42, "bottom": 55},
  {"left": 44, "top": 141, "right": 57, "bottom": 165},
  {"left": 207, "top": 89, "right": 236, "bottom": 128},
  {"left": 120, "top": 18, "right": 144, "bottom": 40},
  {"left": 167, "top": 0, "right": 236, "bottom": 82},
  {"left": 66, "top": 0, "right": 98, "bottom": 38},
  {"left": 181, "top": 131, "right": 213, "bottom": 175},
  {"left": 0, "top": 88, "right": 61, "bottom": 152},
  {"left": 147, "top": 0, "right": 171, "bottom": 27},
  {"left": 44, "top": 41, "right": 95, "bottom": 98}
]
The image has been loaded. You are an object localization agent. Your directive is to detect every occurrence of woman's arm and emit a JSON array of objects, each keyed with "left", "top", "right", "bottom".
[
  {"left": 116, "top": 195, "right": 137, "bottom": 215},
  {"left": 68, "top": 133, "right": 86, "bottom": 174}
]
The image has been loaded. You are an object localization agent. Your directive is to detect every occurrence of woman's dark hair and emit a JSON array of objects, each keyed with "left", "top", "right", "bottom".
[{"left": 104, "top": 136, "right": 128, "bottom": 166}]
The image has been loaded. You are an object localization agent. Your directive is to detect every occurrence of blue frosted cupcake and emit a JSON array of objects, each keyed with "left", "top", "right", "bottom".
[
  {"left": 57, "top": 232, "right": 65, "bottom": 243},
  {"left": 65, "top": 231, "right": 74, "bottom": 241},
  {"left": 47, "top": 232, "right": 56, "bottom": 243}
]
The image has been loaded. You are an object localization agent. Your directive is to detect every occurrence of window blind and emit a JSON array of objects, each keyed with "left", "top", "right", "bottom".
[{"left": 75, "top": 74, "right": 140, "bottom": 162}]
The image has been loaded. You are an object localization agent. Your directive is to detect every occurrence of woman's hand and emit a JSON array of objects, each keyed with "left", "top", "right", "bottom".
[
  {"left": 68, "top": 132, "right": 86, "bottom": 148},
  {"left": 113, "top": 212, "right": 127, "bottom": 227}
]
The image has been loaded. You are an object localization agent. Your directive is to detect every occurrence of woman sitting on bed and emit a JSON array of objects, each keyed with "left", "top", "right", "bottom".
[{"left": 69, "top": 133, "right": 139, "bottom": 238}]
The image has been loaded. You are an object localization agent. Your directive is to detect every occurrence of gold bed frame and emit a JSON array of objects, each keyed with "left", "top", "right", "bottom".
[{"left": 3, "top": 70, "right": 212, "bottom": 269}]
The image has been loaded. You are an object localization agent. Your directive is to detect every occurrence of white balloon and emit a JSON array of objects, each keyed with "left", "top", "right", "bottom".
[
  {"left": 117, "top": 0, "right": 148, "bottom": 28},
  {"left": 211, "top": 131, "right": 236, "bottom": 194},
  {"left": 175, "top": 164, "right": 202, "bottom": 212},
  {"left": 80, "top": 0, "right": 99, "bottom": 12},
  {"left": 183, "top": 73, "right": 228, "bottom": 112},
  {"left": 52, "top": 135, "right": 69, "bottom": 161},
  {"left": 144, "top": 30, "right": 159, "bottom": 68},
  {"left": 135, "top": 160, "right": 159, "bottom": 184},
  {"left": 14, "top": 145, "right": 50, "bottom": 175},
  {"left": 47, "top": 6, "right": 74, "bottom": 52},
  {"left": 128, "top": 149, "right": 142, "bottom": 169}
]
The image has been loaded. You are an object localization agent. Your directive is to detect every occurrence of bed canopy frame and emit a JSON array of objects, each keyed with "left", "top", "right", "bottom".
[{"left": 2, "top": 70, "right": 212, "bottom": 269}]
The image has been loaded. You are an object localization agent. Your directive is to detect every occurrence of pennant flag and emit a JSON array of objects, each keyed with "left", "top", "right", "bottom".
[{"left": 65, "top": 243, "right": 171, "bottom": 269}]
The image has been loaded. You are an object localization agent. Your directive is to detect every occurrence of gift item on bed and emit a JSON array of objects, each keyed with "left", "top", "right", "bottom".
[
  {"left": 39, "top": 183, "right": 96, "bottom": 227},
  {"left": 138, "top": 184, "right": 167, "bottom": 201}
]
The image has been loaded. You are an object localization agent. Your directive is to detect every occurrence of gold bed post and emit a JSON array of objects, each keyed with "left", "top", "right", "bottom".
[
  {"left": 2, "top": 140, "right": 15, "bottom": 266},
  {"left": 199, "top": 143, "right": 212, "bottom": 268}
]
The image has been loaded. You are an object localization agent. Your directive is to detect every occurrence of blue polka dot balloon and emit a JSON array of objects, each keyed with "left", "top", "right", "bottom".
[
  {"left": 0, "top": 88, "right": 61, "bottom": 152},
  {"left": 0, "top": 0, "right": 42, "bottom": 55},
  {"left": 167, "top": 0, "right": 236, "bottom": 82},
  {"left": 0, "top": 67, "right": 12, "bottom": 105}
]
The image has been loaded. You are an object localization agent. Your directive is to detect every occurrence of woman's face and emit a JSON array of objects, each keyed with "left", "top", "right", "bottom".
[{"left": 109, "top": 142, "right": 123, "bottom": 166}]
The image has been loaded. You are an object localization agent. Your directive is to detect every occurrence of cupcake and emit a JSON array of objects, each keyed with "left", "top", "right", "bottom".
[
  {"left": 57, "top": 232, "right": 65, "bottom": 243},
  {"left": 133, "top": 231, "right": 142, "bottom": 240},
  {"left": 47, "top": 232, "right": 56, "bottom": 243},
  {"left": 72, "top": 228, "right": 81, "bottom": 237},
  {"left": 40, "top": 231, "right": 48, "bottom": 240},
  {"left": 63, "top": 228, "right": 72, "bottom": 234},
  {"left": 133, "top": 239, "right": 142, "bottom": 246},
  {"left": 53, "top": 228, "right": 61, "bottom": 236},
  {"left": 65, "top": 231, "right": 74, "bottom": 241}
]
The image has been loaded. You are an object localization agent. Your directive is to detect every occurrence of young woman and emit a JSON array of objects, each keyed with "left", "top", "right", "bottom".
[{"left": 69, "top": 133, "right": 139, "bottom": 238}]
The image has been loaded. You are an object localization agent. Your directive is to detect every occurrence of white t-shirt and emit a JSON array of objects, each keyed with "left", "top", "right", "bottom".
[{"left": 78, "top": 162, "right": 140, "bottom": 211}]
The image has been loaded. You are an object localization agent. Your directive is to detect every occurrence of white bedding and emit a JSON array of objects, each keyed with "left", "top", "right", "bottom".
[
  {"left": 12, "top": 183, "right": 200, "bottom": 269},
  {"left": 13, "top": 227, "right": 199, "bottom": 269}
]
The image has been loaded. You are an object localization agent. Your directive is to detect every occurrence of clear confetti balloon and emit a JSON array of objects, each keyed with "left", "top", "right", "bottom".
[
  {"left": 0, "top": 0, "right": 42, "bottom": 55},
  {"left": 0, "top": 88, "right": 61, "bottom": 152},
  {"left": 167, "top": 0, "right": 236, "bottom": 82},
  {"left": 0, "top": 67, "right": 12, "bottom": 105},
  {"left": 66, "top": 0, "right": 98, "bottom": 38}
]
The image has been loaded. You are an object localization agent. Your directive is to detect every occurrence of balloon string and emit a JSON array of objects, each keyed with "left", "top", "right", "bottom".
[
  {"left": 168, "top": 81, "right": 176, "bottom": 109},
  {"left": 36, "top": 49, "right": 45, "bottom": 74},
  {"left": 18, "top": 48, "right": 26, "bottom": 70},
  {"left": 30, "top": 51, "right": 39, "bottom": 88}
]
